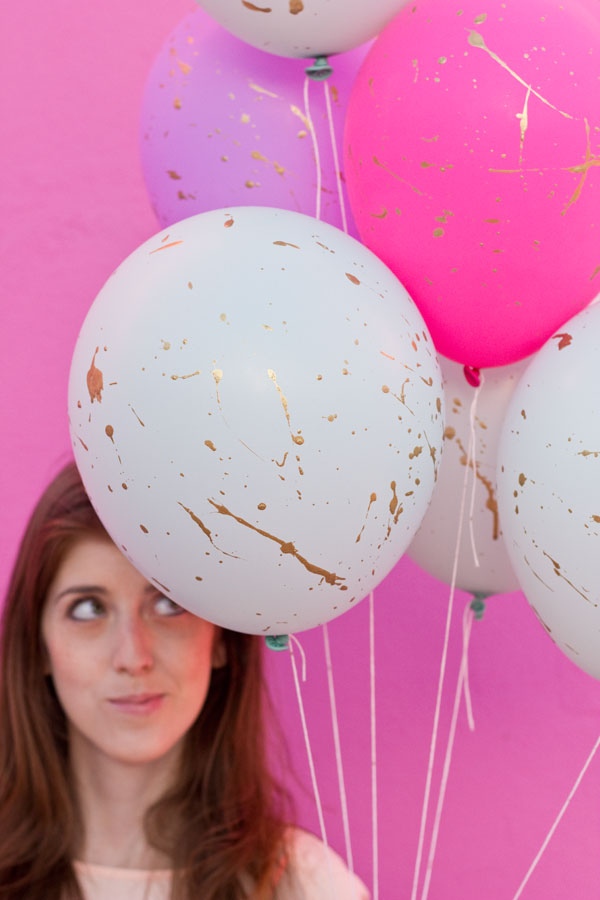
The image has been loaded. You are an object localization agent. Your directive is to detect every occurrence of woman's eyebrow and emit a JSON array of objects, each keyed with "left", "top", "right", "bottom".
[{"left": 53, "top": 585, "right": 108, "bottom": 602}]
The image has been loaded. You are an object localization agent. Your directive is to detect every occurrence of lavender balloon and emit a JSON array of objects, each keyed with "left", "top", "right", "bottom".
[{"left": 140, "top": 9, "right": 368, "bottom": 232}]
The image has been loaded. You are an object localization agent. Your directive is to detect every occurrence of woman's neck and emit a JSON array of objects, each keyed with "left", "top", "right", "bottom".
[{"left": 69, "top": 731, "right": 181, "bottom": 870}]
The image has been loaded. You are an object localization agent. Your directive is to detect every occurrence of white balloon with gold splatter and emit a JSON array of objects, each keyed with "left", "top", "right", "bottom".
[
  {"left": 497, "top": 301, "right": 600, "bottom": 679},
  {"left": 408, "top": 356, "right": 522, "bottom": 597},
  {"left": 195, "top": 0, "right": 405, "bottom": 59},
  {"left": 68, "top": 207, "right": 443, "bottom": 634}
]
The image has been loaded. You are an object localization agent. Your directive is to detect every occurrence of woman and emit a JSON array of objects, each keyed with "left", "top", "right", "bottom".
[{"left": 0, "top": 461, "right": 368, "bottom": 899}]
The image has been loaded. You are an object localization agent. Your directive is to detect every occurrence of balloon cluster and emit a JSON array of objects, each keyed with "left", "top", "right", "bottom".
[{"left": 70, "top": 0, "right": 600, "bottom": 672}]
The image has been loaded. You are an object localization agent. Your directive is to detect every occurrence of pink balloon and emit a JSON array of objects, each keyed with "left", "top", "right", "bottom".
[
  {"left": 140, "top": 9, "right": 368, "bottom": 233},
  {"left": 344, "top": 0, "right": 600, "bottom": 367}
]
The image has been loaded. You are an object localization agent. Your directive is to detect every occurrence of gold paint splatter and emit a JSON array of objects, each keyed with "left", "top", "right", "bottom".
[
  {"left": 292, "top": 435, "right": 304, "bottom": 446},
  {"left": 409, "top": 446, "right": 423, "bottom": 459},
  {"left": 152, "top": 578, "right": 171, "bottom": 593},
  {"left": 242, "top": 1, "right": 272, "bottom": 11},
  {"left": 444, "top": 426, "right": 456, "bottom": 439},
  {"left": 129, "top": 406, "right": 145, "bottom": 427},
  {"left": 258, "top": 502, "right": 267, "bottom": 510},
  {"left": 268, "top": 369, "right": 291, "bottom": 428},
  {"left": 212, "top": 369, "right": 223, "bottom": 385},
  {"left": 467, "top": 31, "right": 573, "bottom": 120},
  {"left": 177, "top": 60, "right": 191, "bottom": 75},
  {"left": 105, "top": 424, "right": 114, "bottom": 442},
  {"left": 122, "top": 483, "right": 128, "bottom": 490},
  {"left": 346, "top": 273, "right": 360, "bottom": 285},
  {"left": 521, "top": 409, "right": 527, "bottom": 419},
  {"left": 371, "top": 208, "right": 388, "bottom": 218},
  {"left": 389, "top": 481, "right": 398, "bottom": 516},
  {"left": 592, "top": 515, "right": 600, "bottom": 523},
  {"left": 87, "top": 347, "right": 104, "bottom": 403},
  {"left": 289, "top": 0, "right": 303, "bottom": 12},
  {"left": 456, "top": 437, "right": 499, "bottom": 539},
  {"left": 224, "top": 217, "right": 234, "bottom": 228},
  {"left": 273, "top": 240, "right": 300, "bottom": 249},
  {"left": 373, "top": 154, "right": 423, "bottom": 195},
  {"left": 553, "top": 333, "right": 572, "bottom": 350},
  {"left": 167, "top": 170, "right": 181, "bottom": 180},
  {"left": 275, "top": 451, "right": 288, "bottom": 468},
  {"left": 149, "top": 240, "right": 184, "bottom": 255},
  {"left": 220, "top": 313, "right": 227, "bottom": 322},
  {"left": 77, "top": 400, "right": 82, "bottom": 408},
  {"left": 563, "top": 119, "right": 600, "bottom": 215},
  {"left": 77, "top": 436, "right": 88, "bottom": 451},
  {"left": 290, "top": 105, "right": 311, "bottom": 132},
  {"left": 355, "top": 492, "right": 377, "bottom": 543},
  {"left": 245, "top": 180, "right": 259, "bottom": 188},
  {"left": 161, "top": 340, "right": 171, "bottom": 350},
  {"left": 518, "top": 473, "right": 526, "bottom": 486},
  {"left": 381, "top": 351, "right": 395, "bottom": 360},
  {"left": 330, "top": 85, "right": 339, "bottom": 103},
  {"left": 542, "top": 551, "right": 593, "bottom": 604},
  {"left": 140, "top": 525, "right": 149, "bottom": 533},
  {"left": 170, "top": 370, "right": 200, "bottom": 381},
  {"left": 591, "top": 265, "right": 600, "bottom": 281},
  {"left": 262, "top": 324, "right": 273, "bottom": 331},
  {"left": 249, "top": 82, "right": 279, "bottom": 99},
  {"left": 325, "top": 414, "right": 337, "bottom": 422},
  {"left": 188, "top": 281, "right": 193, "bottom": 289},
  {"left": 420, "top": 376, "right": 433, "bottom": 387},
  {"left": 433, "top": 227, "right": 444, "bottom": 237},
  {"left": 517, "top": 84, "right": 531, "bottom": 164},
  {"left": 207, "top": 498, "right": 345, "bottom": 586},
  {"left": 174, "top": 98, "right": 182, "bottom": 110},
  {"left": 178, "top": 501, "right": 239, "bottom": 558},
  {"left": 204, "top": 440, "right": 216, "bottom": 451},
  {"left": 474, "top": 12, "right": 487, "bottom": 23}
]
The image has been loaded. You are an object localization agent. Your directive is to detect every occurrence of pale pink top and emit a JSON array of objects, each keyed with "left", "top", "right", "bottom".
[{"left": 74, "top": 828, "right": 370, "bottom": 899}]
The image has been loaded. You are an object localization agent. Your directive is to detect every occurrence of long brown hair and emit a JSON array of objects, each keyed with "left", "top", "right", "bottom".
[{"left": 0, "top": 461, "right": 292, "bottom": 899}]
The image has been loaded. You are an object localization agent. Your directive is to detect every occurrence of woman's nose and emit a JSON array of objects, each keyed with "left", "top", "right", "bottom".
[{"left": 111, "top": 617, "right": 154, "bottom": 674}]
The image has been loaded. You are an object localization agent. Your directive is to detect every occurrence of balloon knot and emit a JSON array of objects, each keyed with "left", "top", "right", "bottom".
[
  {"left": 265, "top": 634, "right": 290, "bottom": 651},
  {"left": 463, "top": 365, "right": 481, "bottom": 387},
  {"left": 305, "top": 56, "right": 333, "bottom": 81},
  {"left": 470, "top": 597, "right": 486, "bottom": 620}
]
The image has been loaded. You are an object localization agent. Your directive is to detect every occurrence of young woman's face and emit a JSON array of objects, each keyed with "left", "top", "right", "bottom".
[{"left": 42, "top": 535, "right": 222, "bottom": 767}]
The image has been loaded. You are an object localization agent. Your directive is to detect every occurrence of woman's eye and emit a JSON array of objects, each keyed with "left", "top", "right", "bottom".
[
  {"left": 154, "top": 595, "right": 185, "bottom": 617},
  {"left": 68, "top": 598, "right": 105, "bottom": 621}
]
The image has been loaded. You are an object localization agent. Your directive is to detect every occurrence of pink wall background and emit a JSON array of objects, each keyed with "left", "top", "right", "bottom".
[{"left": 2, "top": 2, "right": 600, "bottom": 897}]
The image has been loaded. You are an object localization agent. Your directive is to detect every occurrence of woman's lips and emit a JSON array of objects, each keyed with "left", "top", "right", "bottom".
[{"left": 107, "top": 693, "right": 165, "bottom": 715}]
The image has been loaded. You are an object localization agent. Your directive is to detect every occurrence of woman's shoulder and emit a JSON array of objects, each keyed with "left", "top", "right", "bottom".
[{"left": 280, "top": 827, "right": 370, "bottom": 899}]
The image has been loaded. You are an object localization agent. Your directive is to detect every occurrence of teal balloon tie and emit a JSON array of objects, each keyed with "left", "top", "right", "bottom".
[
  {"left": 470, "top": 591, "right": 488, "bottom": 620},
  {"left": 265, "top": 634, "right": 290, "bottom": 651},
  {"left": 305, "top": 56, "right": 333, "bottom": 81}
]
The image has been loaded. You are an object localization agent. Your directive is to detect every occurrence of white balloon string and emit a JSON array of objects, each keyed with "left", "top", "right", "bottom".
[
  {"left": 410, "top": 425, "right": 475, "bottom": 900},
  {"left": 288, "top": 637, "right": 334, "bottom": 896},
  {"left": 468, "top": 376, "right": 484, "bottom": 569},
  {"left": 461, "top": 602, "right": 475, "bottom": 733},
  {"left": 289, "top": 632, "right": 307, "bottom": 682},
  {"left": 323, "top": 80, "right": 348, "bottom": 234},
  {"left": 511, "top": 731, "right": 600, "bottom": 900},
  {"left": 369, "top": 590, "right": 379, "bottom": 900},
  {"left": 322, "top": 623, "right": 354, "bottom": 872},
  {"left": 303, "top": 75, "right": 322, "bottom": 221},
  {"left": 420, "top": 600, "right": 476, "bottom": 900}
]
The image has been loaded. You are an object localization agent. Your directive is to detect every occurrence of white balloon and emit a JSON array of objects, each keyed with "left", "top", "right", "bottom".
[
  {"left": 69, "top": 207, "right": 443, "bottom": 634},
  {"left": 408, "top": 357, "right": 522, "bottom": 596},
  {"left": 195, "top": 0, "right": 405, "bottom": 59},
  {"left": 497, "top": 302, "right": 600, "bottom": 679}
]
